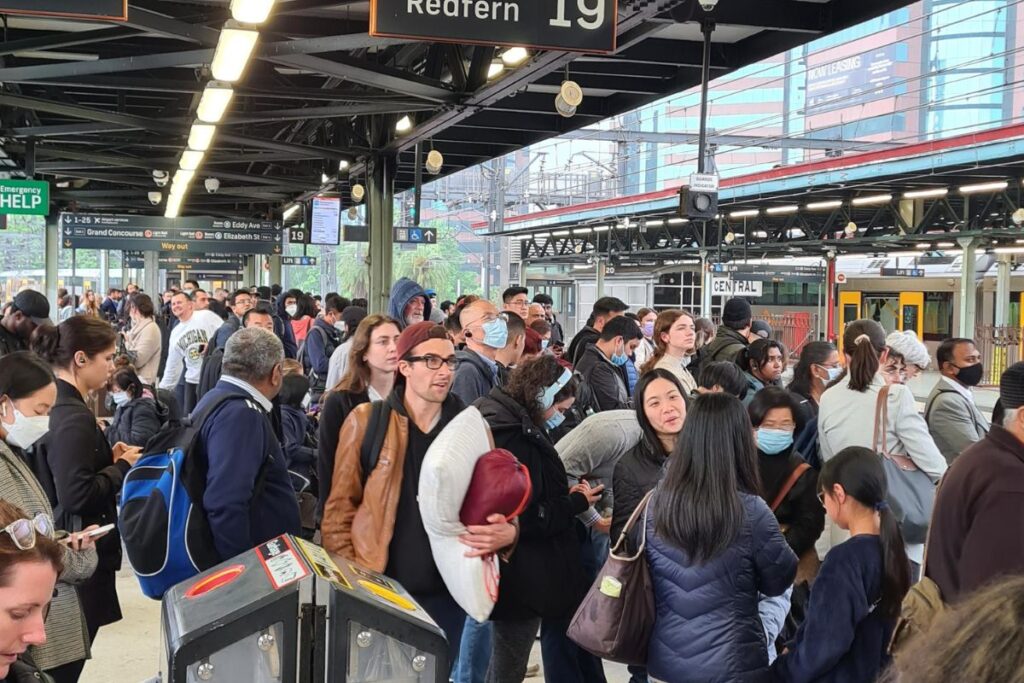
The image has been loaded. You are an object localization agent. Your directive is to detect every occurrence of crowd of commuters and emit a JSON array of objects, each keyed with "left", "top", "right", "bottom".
[{"left": 0, "top": 276, "right": 1018, "bottom": 683}]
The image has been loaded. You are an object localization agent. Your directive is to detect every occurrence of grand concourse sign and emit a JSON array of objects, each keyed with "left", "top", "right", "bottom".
[
  {"left": 370, "top": 0, "right": 618, "bottom": 53},
  {"left": 0, "top": 1, "right": 128, "bottom": 21},
  {"left": 60, "top": 213, "right": 282, "bottom": 255}
]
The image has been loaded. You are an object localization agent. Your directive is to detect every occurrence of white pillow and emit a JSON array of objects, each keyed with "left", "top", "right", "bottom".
[{"left": 418, "top": 406, "right": 499, "bottom": 623}]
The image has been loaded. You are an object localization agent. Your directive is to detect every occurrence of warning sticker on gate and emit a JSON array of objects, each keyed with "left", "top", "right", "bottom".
[
  {"left": 255, "top": 536, "right": 309, "bottom": 590},
  {"left": 296, "top": 538, "right": 352, "bottom": 590}
]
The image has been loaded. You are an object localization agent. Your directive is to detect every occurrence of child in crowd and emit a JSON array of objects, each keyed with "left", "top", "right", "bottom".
[{"left": 771, "top": 446, "right": 911, "bottom": 682}]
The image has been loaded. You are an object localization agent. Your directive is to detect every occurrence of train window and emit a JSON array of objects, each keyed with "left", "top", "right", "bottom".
[{"left": 923, "top": 292, "right": 953, "bottom": 342}]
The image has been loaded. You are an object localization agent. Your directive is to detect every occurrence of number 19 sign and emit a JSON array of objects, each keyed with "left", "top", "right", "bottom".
[{"left": 370, "top": 0, "right": 617, "bottom": 54}]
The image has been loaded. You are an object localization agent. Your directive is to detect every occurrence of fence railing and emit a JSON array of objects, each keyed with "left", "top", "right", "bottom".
[
  {"left": 710, "top": 312, "right": 820, "bottom": 358},
  {"left": 974, "top": 325, "right": 1022, "bottom": 386}
]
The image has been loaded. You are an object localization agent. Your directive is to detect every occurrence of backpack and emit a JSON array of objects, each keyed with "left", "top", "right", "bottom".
[
  {"left": 297, "top": 325, "right": 332, "bottom": 400},
  {"left": 119, "top": 393, "right": 270, "bottom": 599}
]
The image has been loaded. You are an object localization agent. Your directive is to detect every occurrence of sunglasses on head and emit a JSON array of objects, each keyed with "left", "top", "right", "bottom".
[{"left": 1, "top": 514, "right": 55, "bottom": 550}]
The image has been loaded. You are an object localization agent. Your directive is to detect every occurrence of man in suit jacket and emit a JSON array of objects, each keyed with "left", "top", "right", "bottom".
[{"left": 926, "top": 337, "right": 990, "bottom": 463}]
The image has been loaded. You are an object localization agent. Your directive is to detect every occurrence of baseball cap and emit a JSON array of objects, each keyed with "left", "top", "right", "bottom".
[
  {"left": 750, "top": 320, "right": 773, "bottom": 339},
  {"left": 12, "top": 290, "right": 50, "bottom": 326},
  {"left": 1000, "top": 362, "right": 1024, "bottom": 411}
]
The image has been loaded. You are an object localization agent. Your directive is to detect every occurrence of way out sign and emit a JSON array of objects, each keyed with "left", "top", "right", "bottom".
[
  {"left": 711, "top": 277, "right": 763, "bottom": 297},
  {"left": 0, "top": 180, "right": 49, "bottom": 217}
]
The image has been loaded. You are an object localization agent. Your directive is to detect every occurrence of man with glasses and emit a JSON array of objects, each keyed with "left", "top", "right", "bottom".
[
  {"left": 452, "top": 299, "right": 509, "bottom": 405},
  {"left": 322, "top": 322, "right": 516, "bottom": 668},
  {"left": 212, "top": 289, "right": 254, "bottom": 350},
  {"left": 502, "top": 286, "right": 530, "bottom": 320}
]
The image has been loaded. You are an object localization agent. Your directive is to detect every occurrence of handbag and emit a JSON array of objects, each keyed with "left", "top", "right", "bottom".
[
  {"left": 873, "top": 385, "right": 936, "bottom": 545},
  {"left": 567, "top": 490, "right": 655, "bottom": 666}
]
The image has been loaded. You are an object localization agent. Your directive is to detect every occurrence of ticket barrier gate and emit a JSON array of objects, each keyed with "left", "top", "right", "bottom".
[{"left": 155, "top": 535, "right": 448, "bottom": 683}]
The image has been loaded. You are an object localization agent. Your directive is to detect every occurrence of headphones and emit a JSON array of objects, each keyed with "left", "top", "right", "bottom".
[
  {"left": 76, "top": 354, "right": 87, "bottom": 367},
  {"left": 463, "top": 329, "right": 473, "bottom": 338}
]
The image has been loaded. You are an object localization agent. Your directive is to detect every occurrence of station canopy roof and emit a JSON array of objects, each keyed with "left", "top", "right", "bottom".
[{"left": 0, "top": 0, "right": 916, "bottom": 219}]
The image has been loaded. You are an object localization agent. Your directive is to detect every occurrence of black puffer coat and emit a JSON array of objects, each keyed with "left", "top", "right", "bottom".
[
  {"left": 475, "top": 387, "right": 589, "bottom": 621},
  {"left": 106, "top": 397, "right": 166, "bottom": 449},
  {"left": 610, "top": 437, "right": 666, "bottom": 542}
]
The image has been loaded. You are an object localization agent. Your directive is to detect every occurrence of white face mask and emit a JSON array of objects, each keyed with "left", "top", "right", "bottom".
[
  {"left": 2, "top": 401, "right": 50, "bottom": 449},
  {"left": 334, "top": 321, "right": 347, "bottom": 334},
  {"left": 286, "top": 304, "right": 298, "bottom": 317},
  {"left": 111, "top": 391, "right": 130, "bottom": 407}
]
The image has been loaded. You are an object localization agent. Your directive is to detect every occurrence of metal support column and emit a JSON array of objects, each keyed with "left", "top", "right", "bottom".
[
  {"left": 44, "top": 214, "right": 59, "bottom": 319},
  {"left": 367, "top": 155, "right": 395, "bottom": 315},
  {"left": 99, "top": 250, "right": 109, "bottom": 295},
  {"left": 825, "top": 255, "right": 837, "bottom": 341},
  {"left": 700, "top": 249, "right": 714, "bottom": 318},
  {"left": 143, "top": 251, "right": 160, "bottom": 300},
  {"left": 268, "top": 256, "right": 282, "bottom": 289},
  {"left": 595, "top": 256, "right": 606, "bottom": 299},
  {"left": 996, "top": 253, "right": 1012, "bottom": 327},
  {"left": 696, "top": 20, "right": 715, "bottom": 175},
  {"left": 957, "top": 236, "right": 979, "bottom": 338}
]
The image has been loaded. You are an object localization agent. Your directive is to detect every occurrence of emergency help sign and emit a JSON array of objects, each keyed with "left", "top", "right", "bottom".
[
  {"left": 711, "top": 277, "right": 763, "bottom": 297},
  {"left": 0, "top": 180, "right": 49, "bottom": 217}
]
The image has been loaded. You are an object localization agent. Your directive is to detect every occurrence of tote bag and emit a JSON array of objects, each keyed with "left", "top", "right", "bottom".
[{"left": 567, "top": 490, "right": 655, "bottom": 666}]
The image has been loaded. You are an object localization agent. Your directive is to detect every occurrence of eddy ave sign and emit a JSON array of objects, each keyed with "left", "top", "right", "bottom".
[
  {"left": 0, "top": 180, "right": 49, "bottom": 217},
  {"left": 370, "top": 0, "right": 618, "bottom": 53}
]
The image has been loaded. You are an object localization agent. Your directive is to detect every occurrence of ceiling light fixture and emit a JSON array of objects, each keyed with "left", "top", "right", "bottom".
[
  {"left": 960, "top": 180, "right": 1008, "bottom": 194},
  {"left": 555, "top": 80, "right": 583, "bottom": 118},
  {"left": 668, "top": 217, "right": 688, "bottom": 224},
  {"left": 179, "top": 150, "right": 205, "bottom": 171},
  {"left": 766, "top": 205, "right": 799, "bottom": 215},
  {"left": 425, "top": 149, "right": 443, "bottom": 175},
  {"left": 487, "top": 60, "right": 504, "bottom": 79},
  {"left": 592, "top": 225, "right": 610, "bottom": 232},
  {"left": 903, "top": 188, "right": 948, "bottom": 199},
  {"left": 283, "top": 204, "right": 300, "bottom": 220},
  {"left": 196, "top": 82, "right": 234, "bottom": 123},
  {"left": 338, "top": 159, "right": 350, "bottom": 171},
  {"left": 729, "top": 209, "right": 759, "bottom": 218},
  {"left": 187, "top": 123, "right": 216, "bottom": 151},
  {"left": 851, "top": 193, "right": 892, "bottom": 206},
  {"left": 806, "top": 200, "right": 842, "bottom": 211},
  {"left": 396, "top": 115, "right": 413, "bottom": 133},
  {"left": 993, "top": 246, "right": 1024, "bottom": 254},
  {"left": 230, "top": 0, "right": 276, "bottom": 24},
  {"left": 211, "top": 23, "right": 259, "bottom": 82},
  {"left": 501, "top": 47, "right": 529, "bottom": 66}
]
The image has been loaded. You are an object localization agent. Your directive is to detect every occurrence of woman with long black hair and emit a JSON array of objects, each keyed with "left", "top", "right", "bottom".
[
  {"left": 644, "top": 393, "right": 796, "bottom": 683},
  {"left": 787, "top": 341, "right": 839, "bottom": 455},
  {"left": 771, "top": 446, "right": 910, "bottom": 682}
]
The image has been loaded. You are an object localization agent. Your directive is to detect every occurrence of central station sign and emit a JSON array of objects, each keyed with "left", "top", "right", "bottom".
[
  {"left": 0, "top": 1, "right": 128, "bottom": 21},
  {"left": 370, "top": 0, "right": 618, "bottom": 53},
  {"left": 0, "top": 180, "right": 49, "bottom": 217},
  {"left": 61, "top": 213, "right": 282, "bottom": 255}
]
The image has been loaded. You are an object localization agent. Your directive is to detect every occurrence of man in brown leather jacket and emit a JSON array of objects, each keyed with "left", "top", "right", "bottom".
[{"left": 322, "top": 320, "right": 516, "bottom": 665}]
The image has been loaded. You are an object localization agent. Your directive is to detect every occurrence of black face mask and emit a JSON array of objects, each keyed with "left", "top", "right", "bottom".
[{"left": 956, "top": 362, "right": 984, "bottom": 387}]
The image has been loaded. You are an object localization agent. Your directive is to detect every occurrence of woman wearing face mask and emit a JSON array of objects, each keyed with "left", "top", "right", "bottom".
[
  {"left": 633, "top": 308, "right": 658, "bottom": 370},
  {"left": 641, "top": 309, "right": 698, "bottom": 396},
  {"left": 289, "top": 295, "right": 316, "bottom": 344},
  {"left": 475, "top": 355, "right": 602, "bottom": 683},
  {"left": 787, "top": 341, "right": 839, "bottom": 465},
  {"left": 120, "top": 294, "right": 162, "bottom": 387},
  {"left": 748, "top": 387, "right": 825, "bottom": 660},
  {"left": 30, "top": 317, "right": 142, "bottom": 651},
  {"left": 0, "top": 500, "right": 67, "bottom": 683},
  {"left": 105, "top": 367, "right": 164, "bottom": 449},
  {"left": 817, "top": 320, "right": 946, "bottom": 570},
  {"left": 0, "top": 354, "right": 99, "bottom": 683},
  {"left": 317, "top": 315, "right": 401, "bottom": 521}
]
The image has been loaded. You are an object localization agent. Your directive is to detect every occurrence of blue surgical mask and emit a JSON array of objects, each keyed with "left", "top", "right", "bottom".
[
  {"left": 541, "top": 339, "right": 550, "bottom": 350},
  {"left": 111, "top": 391, "right": 130, "bottom": 407},
  {"left": 544, "top": 411, "right": 565, "bottom": 430},
  {"left": 610, "top": 342, "right": 628, "bottom": 367},
  {"left": 757, "top": 428, "right": 794, "bottom": 455},
  {"left": 481, "top": 317, "right": 508, "bottom": 349},
  {"left": 825, "top": 366, "right": 843, "bottom": 382}
]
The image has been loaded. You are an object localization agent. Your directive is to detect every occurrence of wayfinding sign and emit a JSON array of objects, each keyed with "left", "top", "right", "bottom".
[
  {"left": 710, "top": 263, "right": 824, "bottom": 284},
  {"left": 370, "top": 0, "right": 618, "bottom": 53},
  {"left": 711, "top": 278, "right": 763, "bottom": 297},
  {"left": 123, "top": 251, "right": 245, "bottom": 271},
  {"left": 62, "top": 213, "right": 282, "bottom": 254},
  {"left": 0, "top": 1, "right": 128, "bottom": 21},
  {"left": 0, "top": 180, "right": 49, "bottom": 217},
  {"left": 281, "top": 256, "right": 317, "bottom": 266},
  {"left": 394, "top": 227, "right": 437, "bottom": 244}
]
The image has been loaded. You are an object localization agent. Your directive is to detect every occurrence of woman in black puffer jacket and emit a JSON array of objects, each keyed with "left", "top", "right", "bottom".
[
  {"left": 474, "top": 355, "right": 603, "bottom": 683},
  {"left": 106, "top": 367, "right": 164, "bottom": 448}
]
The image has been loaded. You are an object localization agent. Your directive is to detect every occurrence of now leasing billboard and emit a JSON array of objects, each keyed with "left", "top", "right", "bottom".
[{"left": 0, "top": 180, "right": 49, "bottom": 217}]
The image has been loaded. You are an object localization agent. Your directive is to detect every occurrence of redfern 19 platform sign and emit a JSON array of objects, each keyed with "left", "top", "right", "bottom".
[
  {"left": 370, "top": 0, "right": 618, "bottom": 54},
  {"left": 0, "top": 1, "right": 128, "bottom": 21}
]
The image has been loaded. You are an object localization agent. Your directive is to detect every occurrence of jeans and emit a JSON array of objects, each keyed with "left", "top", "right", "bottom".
[
  {"left": 416, "top": 592, "right": 467, "bottom": 674},
  {"left": 453, "top": 618, "right": 492, "bottom": 683}
]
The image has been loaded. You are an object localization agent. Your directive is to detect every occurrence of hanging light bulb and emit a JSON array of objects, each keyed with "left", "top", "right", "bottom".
[
  {"left": 724, "top": 231, "right": 735, "bottom": 244},
  {"left": 425, "top": 149, "right": 444, "bottom": 175},
  {"left": 845, "top": 221, "right": 858, "bottom": 236},
  {"left": 352, "top": 183, "right": 365, "bottom": 203},
  {"left": 554, "top": 80, "right": 583, "bottom": 118}
]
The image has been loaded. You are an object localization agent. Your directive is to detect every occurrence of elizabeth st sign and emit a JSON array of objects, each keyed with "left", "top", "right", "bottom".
[
  {"left": 61, "top": 214, "right": 282, "bottom": 255},
  {"left": 370, "top": 0, "right": 617, "bottom": 53}
]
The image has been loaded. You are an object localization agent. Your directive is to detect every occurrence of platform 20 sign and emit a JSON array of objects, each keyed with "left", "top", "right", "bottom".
[{"left": 370, "top": 0, "right": 618, "bottom": 54}]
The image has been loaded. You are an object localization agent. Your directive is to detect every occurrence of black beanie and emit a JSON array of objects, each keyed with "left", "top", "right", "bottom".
[
  {"left": 1000, "top": 361, "right": 1024, "bottom": 410},
  {"left": 722, "top": 298, "right": 752, "bottom": 326}
]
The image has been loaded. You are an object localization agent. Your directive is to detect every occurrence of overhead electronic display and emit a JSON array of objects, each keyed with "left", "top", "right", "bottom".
[{"left": 310, "top": 196, "right": 341, "bottom": 246}]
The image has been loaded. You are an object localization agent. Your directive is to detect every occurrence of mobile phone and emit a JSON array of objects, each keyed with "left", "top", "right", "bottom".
[{"left": 85, "top": 523, "right": 116, "bottom": 538}]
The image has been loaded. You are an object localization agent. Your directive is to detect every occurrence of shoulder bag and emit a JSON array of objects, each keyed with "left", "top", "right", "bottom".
[
  {"left": 874, "top": 385, "right": 936, "bottom": 545},
  {"left": 567, "top": 490, "right": 655, "bottom": 666}
]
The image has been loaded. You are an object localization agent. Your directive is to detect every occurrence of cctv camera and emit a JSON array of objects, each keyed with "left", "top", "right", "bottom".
[
  {"left": 205, "top": 178, "right": 220, "bottom": 194},
  {"left": 153, "top": 170, "right": 169, "bottom": 188},
  {"left": 148, "top": 192, "right": 162, "bottom": 206},
  {"left": 699, "top": 0, "right": 719, "bottom": 10}
]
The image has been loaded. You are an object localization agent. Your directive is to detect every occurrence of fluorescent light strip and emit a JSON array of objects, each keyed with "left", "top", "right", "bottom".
[
  {"left": 667, "top": 218, "right": 688, "bottom": 224},
  {"left": 188, "top": 124, "right": 216, "bottom": 151},
  {"left": 903, "top": 188, "right": 948, "bottom": 199},
  {"left": 179, "top": 150, "right": 205, "bottom": 171},
  {"left": 230, "top": 0, "right": 276, "bottom": 24},
  {"left": 960, "top": 180, "right": 1008, "bottom": 194},
  {"left": 551, "top": 230, "right": 570, "bottom": 236},
  {"left": 283, "top": 204, "right": 300, "bottom": 220},
  {"left": 574, "top": 227, "right": 593, "bottom": 234},
  {"left": 851, "top": 194, "right": 892, "bottom": 206},
  {"left": 211, "top": 25, "right": 259, "bottom": 83},
  {"left": 729, "top": 209, "right": 759, "bottom": 218},
  {"left": 806, "top": 200, "right": 842, "bottom": 210},
  {"left": 993, "top": 247, "right": 1024, "bottom": 254},
  {"left": 535, "top": 232, "right": 550, "bottom": 238},
  {"left": 593, "top": 225, "right": 611, "bottom": 232},
  {"left": 197, "top": 83, "right": 234, "bottom": 123},
  {"left": 766, "top": 205, "right": 799, "bottom": 215},
  {"left": 645, "top": 219, "right": 665, "bottom": 227}
]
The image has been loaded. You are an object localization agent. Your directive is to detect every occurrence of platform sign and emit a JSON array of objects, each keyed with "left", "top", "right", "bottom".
[
  {"left": 711, "top": 277, "right": 762, "bottom": 297},
  {"left": 0, "top": 180, "right": 48, "bottom": 216},
  {"left": 393, "top": 227, "right": 437, "bottom": 244},
  {"left": 0, "top": 1, "right": 127, "bottom": 20},
  {"left": 310, "top": 196, "right": 341, "bottom": 246},
  {"left": 62, "top": 213, "right": 282, "bottom": 254},
  {"left": 711, "top": 263, "right": 824, "bottom": 283},
  {"left": 880, "top": 267, "right": 924, "bottom": 278},
  {"left": 370, "top": 0, "right": 618, "bottom": 54},
  {"left": 281, "top": 256, "right": 317, "bottom": 266},
  {"left": 288, "top": 226, "right": 310, "bottom": 245},
  {"left": 123, "top": 251, "right": 244, "bottom": 270}
]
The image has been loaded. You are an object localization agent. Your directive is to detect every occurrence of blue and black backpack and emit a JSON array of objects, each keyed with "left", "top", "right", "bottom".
[{"left": 119, "top": 393, "right": 269, "bottom": 599}]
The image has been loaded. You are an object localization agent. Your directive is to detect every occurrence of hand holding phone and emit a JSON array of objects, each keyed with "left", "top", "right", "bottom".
[{"left": 60, "top": 524, "right": 114, "bottom": 550}]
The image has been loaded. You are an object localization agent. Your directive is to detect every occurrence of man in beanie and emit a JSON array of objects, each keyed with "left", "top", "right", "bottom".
[
  {"left": 926, "top": 361, "right": 1024, "bottom": 603},
  {"left": 322, "top": 321, "right": 517, "bottom": 666},
  {"left": 704, "top": 297, "right": 754, "bottom": 364}
]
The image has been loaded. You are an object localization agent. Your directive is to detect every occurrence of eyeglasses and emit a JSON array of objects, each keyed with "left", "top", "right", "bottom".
[
  {"left": 1, "top": 514, "right": 55, "bottom": 550},
  {"left": 404, "top": 355, "right": 458, "bottom": 371}
]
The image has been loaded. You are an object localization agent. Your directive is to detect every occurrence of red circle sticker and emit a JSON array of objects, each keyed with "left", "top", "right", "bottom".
[
  {"left": 144, "top": 230, "right": 153, "bottom": 238},
  {"left": 195, "top": 231, "right": 204, "bottom": 240},
  {"left": 185, "top": 565, "right": 245, "bottom": 598},
  {"left": 836, "top": 273, "right": 847, "bottom": 284}
]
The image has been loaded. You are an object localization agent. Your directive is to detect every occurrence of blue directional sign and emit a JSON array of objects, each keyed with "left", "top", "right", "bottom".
[
  {"left": 281, "top": 256, "right": 317, "bottom": 266},
  {"left": 393, "top": 226, "right": 437, "bottom": 244}
]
